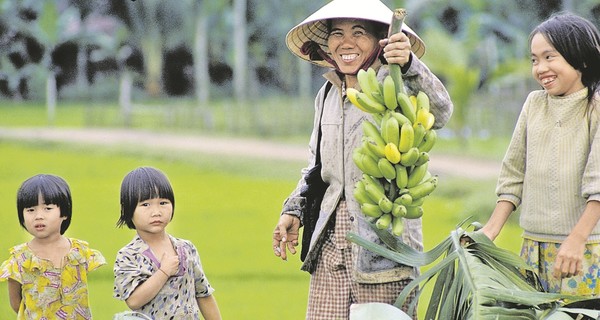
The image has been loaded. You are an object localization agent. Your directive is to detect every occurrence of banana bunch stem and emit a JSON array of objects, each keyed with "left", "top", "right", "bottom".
[{"left": 388, "top": 9, "right": 407, "bottom": 96}]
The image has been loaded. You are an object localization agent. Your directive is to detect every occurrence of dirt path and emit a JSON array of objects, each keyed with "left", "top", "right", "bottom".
[{"left": 0, "top": 127, "right": 501, "bottom": 179}]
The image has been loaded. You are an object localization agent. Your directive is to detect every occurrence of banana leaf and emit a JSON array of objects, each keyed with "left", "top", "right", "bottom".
[{"left": 346, "top": 222, "right": 596, "bottom": 320}]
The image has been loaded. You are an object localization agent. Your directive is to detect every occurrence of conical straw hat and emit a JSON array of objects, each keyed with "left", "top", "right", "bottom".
[{"left": 286, "top": 0, "right": 425, "bottom": 68}]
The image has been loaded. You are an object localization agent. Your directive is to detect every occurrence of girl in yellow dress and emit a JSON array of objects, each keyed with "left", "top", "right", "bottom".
[{"left": 0, "top": 174, "right": 105, "bottom": 319}]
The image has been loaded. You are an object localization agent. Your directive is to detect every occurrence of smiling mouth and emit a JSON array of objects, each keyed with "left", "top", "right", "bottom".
[
  {"left": 541, "top": 76, "right": 556, "bottom": 86},
  {"left": 341, "top": 54, "right": 358, "bottom": 63}
]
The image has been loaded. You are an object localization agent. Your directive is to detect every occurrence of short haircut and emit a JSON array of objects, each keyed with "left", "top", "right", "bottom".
[
  {"left": 17, "top": 174, "right": 72, "bottom": 235},
  {"left": 117, "top": 166, "right": 175, "bottom": 229}
]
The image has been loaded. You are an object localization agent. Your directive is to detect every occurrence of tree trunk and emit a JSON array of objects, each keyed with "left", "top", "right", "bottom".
[
  {"left": 233, "top": 0, "right": 247, "bottom": 101},
  {"left": 46, "top": 71, "right": 57, "bottom": 126},
  {"left": 119, "top": 71, "right": 133, "bottom": 127},
  {"left": 193, "top": 4, "right": 214, "bottom": 129}
]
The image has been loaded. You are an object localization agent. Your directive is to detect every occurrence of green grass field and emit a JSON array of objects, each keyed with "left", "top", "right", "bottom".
[
  {"left": 0, "top": 102, "right": 521, "bottom": 319},
  {"left": 0, "top": 138, "right": 522, "bottom": 319}
]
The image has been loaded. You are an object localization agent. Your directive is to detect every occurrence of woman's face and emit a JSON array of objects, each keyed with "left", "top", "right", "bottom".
[
  {"left": 327, "top": 18, "right": 380, "bottom": 75},
  {"left": 530, "top": 32, "right": 584, "bottom": 96}
]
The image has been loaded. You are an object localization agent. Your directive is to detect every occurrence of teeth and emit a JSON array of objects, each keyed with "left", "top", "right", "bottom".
[
  {"left": 342, "top": 54, "right": 358, "bottom": 62},
  {"left": 541, "top": 76, "right": 555, "bottom": 85}
]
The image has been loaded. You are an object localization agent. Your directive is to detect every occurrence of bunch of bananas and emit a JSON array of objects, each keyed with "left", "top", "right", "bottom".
[{"left": 347, "top": 67, "right": 438, "bottom": 236}]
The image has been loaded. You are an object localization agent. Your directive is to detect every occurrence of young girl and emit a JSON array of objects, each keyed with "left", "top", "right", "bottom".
[
  {"left": 0, "top": 174, "right": 106, "bottom": 319},
  {"left": 113, "top": 166, "right": 221, "bottom": 319},
  {"left": 481, "top": 13, "right": 600, "bottom": 295}
]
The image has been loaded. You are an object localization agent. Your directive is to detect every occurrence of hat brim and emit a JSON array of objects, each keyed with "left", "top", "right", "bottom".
[{"left": 286, "top": 0, "right": 426, "bottom": 68}]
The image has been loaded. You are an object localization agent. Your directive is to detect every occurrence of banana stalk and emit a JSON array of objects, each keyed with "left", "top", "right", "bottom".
[{"left": 388, "top": 9, "right": 407, "bottom": 96}]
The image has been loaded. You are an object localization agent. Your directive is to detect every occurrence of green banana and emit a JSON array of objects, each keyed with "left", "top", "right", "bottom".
[
  {"left": 407, "top": 162, "right": 428, "bottom": 188},
  {"left": 383, "top": 75, "right": 398, "bottom": 110},
  {"left": 361, "top": 203, "right": 383, "bottom": 218},
  {"left": 414, "top": 151, "right": 430, "bottom": 167},
  {"left": 391, "top": 111, "right": 411, "bottom": 126},
  {"left": 362, "top": 174, "right": 385, "bottom": 195},
  {"left": 366, "top": 68, "right": 382, "bottom": 98},
  {"left": 378, "top": 158, "right": 397, "bottom": 181},
  {"left": 391, "top": 203, "right": 407, "bottom": 218},
  {"left": 362, "top": 121, "right": 386, "bottom": 148},
  {"left": 391, "top": 215, "right": 404, "bottom": 235},
  {"left": 365, "top": 138, "right": 386, "bottom": 158},
  {"left": 378, "top": 197, "right": 393, "bottom": 214},
  {"left": 352, "top": 151, "right": 368, "bottom": 173},
  {"left": 384, "top": 116, "right": 400, "bottom": 146},
  {"left": 360, "top": 152, "right": 384, "bottom": 178},
  {"left": 398, "top": 122, "right": 414, "bottom": 153},
  {"left": 375, "top": 213, "right": 392, "bottom": 230},
  {"left": 394, "top": 164, "right": 408, "bottom": 189},
  {"left": 397, "top": 92, "right": 416, "bottom": 123},
  {"left": 404, "top": 205, "right": 424, "bottom": 219},
  {"left": 416, "top": 91, "right": 430, "bottom": 112},
  {"left": 354, "top": 180, "right": 375, "bottom": 205},
  {"left": 364, "top": 182, "right": 386, "bottom": 204},
  {"left": 400, "top": 147, "right": 419, "bottom": 167},
  {"left": 370, "top": 91, "right": 385, "bottom": 105},
  {"left": 357, "top": 69, "right": 376, "bottom": 97},
  {"left": 412, "top": 122, "right": 426, "bottom": 148},
  {"left": 347, "top": 88, "right": 378, "bottom": 114},
  {"left": 384, "top": 143, "right": 401, "bottom": 164},
  {"left": 408, "top": 176, "right": 438, "bottom": 200},
  {"left": 357, "top": 91, "right": 387, "bottom": 113},
  {"left": 394, "top": 193, "right": 413, "bottom": 206},
  {"left": 418, "top": 129, "right": 437, "bottom": 153}
]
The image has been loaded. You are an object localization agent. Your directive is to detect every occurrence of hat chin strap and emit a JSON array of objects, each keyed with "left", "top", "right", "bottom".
[{"left": 345, "top": 46, "right": 382, "bottom": 76}]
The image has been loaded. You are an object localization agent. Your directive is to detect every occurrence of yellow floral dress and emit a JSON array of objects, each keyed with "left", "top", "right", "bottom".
[{"left": 0, "top": 238, "right": 106, "bottom": 319}]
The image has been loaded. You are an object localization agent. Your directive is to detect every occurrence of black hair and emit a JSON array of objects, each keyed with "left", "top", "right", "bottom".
[
  {"left": 17, "top": 174, "right": 72, "bottom": 234},
  {"left": 530, "top": 12, "right": 600, "bottom": 106},
  {"left": 117, "top": 166, "right": 175, "bottom": 229}
]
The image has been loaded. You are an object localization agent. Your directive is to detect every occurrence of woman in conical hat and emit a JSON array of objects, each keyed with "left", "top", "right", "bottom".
[{"left": 273, "top": 0, "right": 454, "bottom": 318}]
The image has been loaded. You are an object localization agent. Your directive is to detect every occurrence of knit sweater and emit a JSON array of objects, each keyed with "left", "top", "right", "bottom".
[{"left": 496, "top": 88, "right": 600, "bottom": 243}]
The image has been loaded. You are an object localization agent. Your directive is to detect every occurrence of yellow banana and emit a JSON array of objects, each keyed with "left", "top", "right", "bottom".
[
  {"left": 376, "top": 213, "right": 393, "bottom": 229},
  {"left": 378, "top": 158, "right": 397, "bottom": 181},
  {"left": 383, "top": 75, "right": 398, "bottom": 110},
  {"left": 408, "top": 176, "right": 438, "bottom": 200},
  {"left": 416, "top": 108, "right": 430, "bottom": 126},
  {"left": 384, "top": 116, "right": 400, "bottom": 146},
  {"left": 418, "top": 129, "right": 437, "bottom": 153},
  {"left": 400, "top": 147, "right": 419, "bottom": 167},
  {"left": 391, "top": 203, "right": 407, "bottom": 218},
  {"left": 394, "top": 164, "right": 408, "bottom": 189},
  {"left": 362, "top": 121, "right": 386, "bottom": 147},
  {"left": 384, "top": 143, "right": 401, "bottom": 164},
  {"left": 357, "top": 91, "right": 387, "bottom": 113},
  {"left": 398, "top": 122, "right": 414, "bottom": 153},
  {"left": 361, "top": 203, "right": 383, "bottom": 218},
  {"left": 416, "top": 91, "right": 430, "bottom": 112},
  {"left": 397, "top": 92, "right": 416, "bottom": 123},
  {"left": 407, "top": 162, "right": 429, "bottom": 188},
  {"left": 412, "top": 122, "right": 426, "bottom": 148},
  {"left": 378, "top": 197, "right": 393, "bottom": 214},
  {"left": 404, "top": 205, "right": 424, "bottom": 219},
  {"left": 354, "top": 181, "right": 375, "bottom": 205},
  {"left": 424, "top": 112, "right": 435, "bottom": 131},
  {"left": 391, "top": 215, "right": 404, "bottom": 235},
  {"left": 409, "top": 95, "right": 417, "bottom": 109}
]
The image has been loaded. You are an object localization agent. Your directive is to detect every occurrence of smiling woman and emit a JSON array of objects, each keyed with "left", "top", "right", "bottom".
[{"left": 272, "top": 0, "right": 454, "bottom": 319}]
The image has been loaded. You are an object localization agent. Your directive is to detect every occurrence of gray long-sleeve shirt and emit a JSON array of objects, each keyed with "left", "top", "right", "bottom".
[{"left": 282, "top": 56, "right": 453, "bottom": 282}]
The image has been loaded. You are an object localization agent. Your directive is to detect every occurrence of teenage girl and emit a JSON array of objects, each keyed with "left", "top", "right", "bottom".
[
  {"left": 481, "top": 12, "right": 600, "bottom": 295},
  {"left": 113, "top": 166, "right": 222, "bottom": 319},
  {"left": 0, "top": 174, "right": 106, "bottom": 319}
]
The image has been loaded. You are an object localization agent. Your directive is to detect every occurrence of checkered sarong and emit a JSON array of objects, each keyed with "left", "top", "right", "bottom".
[{"left": 306, "top": 201, "right": 417, "bottom": 320}]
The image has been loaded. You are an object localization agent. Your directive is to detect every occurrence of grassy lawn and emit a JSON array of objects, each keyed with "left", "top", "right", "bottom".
[{"left": 0, "top": 102, "right": 520, "bottom": 319}]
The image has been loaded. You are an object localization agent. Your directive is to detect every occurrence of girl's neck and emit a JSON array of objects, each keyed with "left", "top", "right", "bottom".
[
  {"left": 138, "top": 230, "right": 169, "bottom": 245},
  {"left": 28, "top": 235, "right": 71, "bottom": 267}
]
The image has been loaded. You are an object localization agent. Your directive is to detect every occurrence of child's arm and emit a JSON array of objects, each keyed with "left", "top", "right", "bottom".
[
  {"left": 7, "top": 278, "right": 21, "bottom": 313},
  {"left": 197, "top": 295, "right": 222, "bottom": 320},
  {"left": 125, "top": 252, "right": 179, "bottom": 310},
  {"left": 480, "top": 200, "right": 515, "bottom": 241},
  {"left": 554, "top": 200, "right": 600, "bottom": 278}
]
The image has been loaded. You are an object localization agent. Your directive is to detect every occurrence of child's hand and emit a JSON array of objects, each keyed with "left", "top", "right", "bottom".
[{"left": 159, "top": 252, "right": 180, "bottom": 276}]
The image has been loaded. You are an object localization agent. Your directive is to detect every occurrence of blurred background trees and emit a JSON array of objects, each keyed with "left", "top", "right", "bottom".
[{"left": 0, "top": 0, "right": 598, "bottom": 140}]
